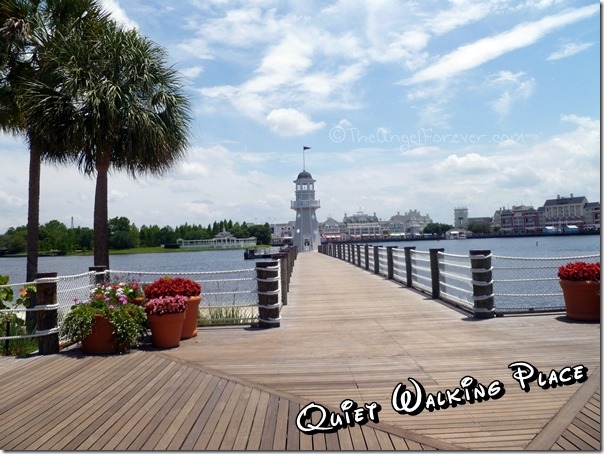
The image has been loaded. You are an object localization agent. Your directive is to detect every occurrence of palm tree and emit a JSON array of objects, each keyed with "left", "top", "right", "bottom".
[
  {"left": 1, "top": 0, "right": 109, "bottom": 281},
  {"left": 24, "top": 19, "right": 191, "bottom": 267}
]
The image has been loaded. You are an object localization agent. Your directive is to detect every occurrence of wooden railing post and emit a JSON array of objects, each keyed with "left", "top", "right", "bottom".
[
  {"left": 373, "top": 246, "right": 380, "bottom": 274},
  {"left": 364, "top": 245, "right": 369, "bottom": 270},
  {"left": 256, "top": 261, "right": 280, "bottom": 328},
  {"left": 36, "top": 272, "right": 59, "bottom": 355},
  {"left": 386, "top": 246, "right": 397, "bottom": 280},
  {"left": 469, "top": 250, "right": 495, "bottom": 319},
  {"left": 404, "top": 246, "right": 415, "bottom": 287},
  {"left": 429, "top": 248, "right": 445, "bottom": 299},
  {"left": 356, "top": 244, "right": 362, "bottom": 267}
]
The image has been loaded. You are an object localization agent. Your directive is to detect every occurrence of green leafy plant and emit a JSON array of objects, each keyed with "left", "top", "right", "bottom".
[
  {"left": 0, "top": 275, "right": 37, "bottom": 357},
  {"left": 198, "top": 306, "right": 253, "bottom": 326},
  {"left": 61, "top": 281, "right": 147, "bottom": 352}
]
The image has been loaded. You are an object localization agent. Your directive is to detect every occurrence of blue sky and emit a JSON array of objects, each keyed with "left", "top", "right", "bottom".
[{"left": 0, "top": 0, "right": 600, "bottom": 232}]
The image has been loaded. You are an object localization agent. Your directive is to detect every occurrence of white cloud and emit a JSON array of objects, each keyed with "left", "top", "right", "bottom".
[
  {"left": 404, "top": 4, "right": 598, "bottom": 85},
  {"left": 100, "top": 0, "right": 138, "bottom": 29},
  {"left": 266, "top": 108, "right": 325, "bottom": 136},
  {"left": 180, "top": 66, "right": 204, "bottom": 80},
  {"left": 547, "top": 41, "right": 594, "bottom": 61},
  {"left": 487, "top": 70, "right": 536, "bottom": 117}
]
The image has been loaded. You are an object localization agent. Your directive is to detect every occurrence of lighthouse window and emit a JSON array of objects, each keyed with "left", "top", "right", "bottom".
[
  {"left": 309, "top": 184, "right": 313, "bottom": 190},
  {"left": 297, "top": 184, "right": 301, "bottom": 190},
  {"left": 302, "top": 184, "right": 307, "bottom": 190}
]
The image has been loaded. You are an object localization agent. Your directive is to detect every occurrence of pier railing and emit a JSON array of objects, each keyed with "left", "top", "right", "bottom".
[
  {"left": 0, "top": 246, "right": 298, "bottom": 355},
  {"left": 319, "top": 243, "right": 599, "bottom": 317}
]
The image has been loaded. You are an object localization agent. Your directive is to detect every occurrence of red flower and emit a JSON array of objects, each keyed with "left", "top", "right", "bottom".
[
  {"left": 558, "top": 261, "right": 600, "bottom": 282},
  {"left": 144, "top": 277, "right": 201, "bottom": 299}
]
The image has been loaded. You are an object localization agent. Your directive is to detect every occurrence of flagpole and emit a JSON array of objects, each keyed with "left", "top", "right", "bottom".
[{"left": 302, "top": 146, "right": 311, "bottom": 171}]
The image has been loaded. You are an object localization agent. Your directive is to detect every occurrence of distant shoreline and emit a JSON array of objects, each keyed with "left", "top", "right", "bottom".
[{"left": 0, "top": 244, "right": 269, "bottom": 259}]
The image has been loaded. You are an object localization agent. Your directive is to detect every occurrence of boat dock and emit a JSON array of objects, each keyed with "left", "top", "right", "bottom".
[{"left": 0, "top": 252, "right": 600, "bottom": 450}]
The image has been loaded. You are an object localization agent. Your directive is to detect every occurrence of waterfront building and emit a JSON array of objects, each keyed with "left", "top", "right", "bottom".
[
  {"left": 584, "top": 202, "right": 601, "bottom": 229},
  {"left": 270, "top": 222, "right": 294, "bottom": 245},
  {"left": 319, "top": 216, "right": 344, "bottom": 241},
  {"left": 498, "top": 205, "right": 539, "bottom": 235},
  {"left": 454, "top": 207, "right": 468, "bottom": 229},
  {"left": 543, "top": 194, "right": 588, "bottom": 229},
  {"left": 176, "top": 229, "right": 257, "bottom": 248},
  {"left": 342, "top": 211, "right": 382, "bottom": 239},
  {"left": 386, "top": 210, "right": 433, "bottom": 236},
  {"left": 291, "top": 170, "right": 321, "bottom": 251}
]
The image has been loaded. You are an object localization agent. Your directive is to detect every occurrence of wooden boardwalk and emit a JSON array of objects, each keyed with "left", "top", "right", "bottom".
[{"left": 0, "top": 252, "right": 600, "bottom": 450}]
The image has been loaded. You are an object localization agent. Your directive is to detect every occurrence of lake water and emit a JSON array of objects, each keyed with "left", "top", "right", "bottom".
[{"left": 0, "top": 235, "right": 599, "bottom": 285}]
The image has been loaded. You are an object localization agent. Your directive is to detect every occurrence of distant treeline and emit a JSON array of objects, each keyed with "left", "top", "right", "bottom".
[{"left": 0, "top": 217, "right": 272, "bottom": 255}]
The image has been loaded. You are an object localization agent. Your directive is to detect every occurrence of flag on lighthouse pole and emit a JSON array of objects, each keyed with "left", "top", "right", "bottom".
[{"left": 302, "top": 146, "right": 311, "bottom": 170}]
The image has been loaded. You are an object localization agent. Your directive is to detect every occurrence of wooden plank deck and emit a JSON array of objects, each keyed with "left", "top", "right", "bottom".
[{"left": 0, "top": 251, "right": 600, "bottom": 450}]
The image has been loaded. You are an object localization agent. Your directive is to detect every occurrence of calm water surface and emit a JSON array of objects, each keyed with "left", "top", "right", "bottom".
[{"left": 0, "top": 235, "right": 599, "bottom": 284}]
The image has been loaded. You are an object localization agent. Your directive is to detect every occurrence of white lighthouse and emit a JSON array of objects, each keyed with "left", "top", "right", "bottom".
[{"left": 291, "top": 170, "right": 321, "bottom": 251}]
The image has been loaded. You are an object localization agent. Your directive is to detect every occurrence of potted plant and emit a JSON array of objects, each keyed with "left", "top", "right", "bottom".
[
  {"left": 558, "top": 261, "right": 600, "bottom": 322},
  {"left": 144, "top": 277, "right": 202, "bottom": 339},
  {"left": 61, "top": 281, "right": 147, "bottom": 353},
  {"left": 144, "top": 295, "right": 188, "bottom": 348}
]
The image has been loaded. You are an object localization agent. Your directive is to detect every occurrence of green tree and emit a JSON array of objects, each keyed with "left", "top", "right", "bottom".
[
  {"left": 23, "top": 19, "right": 191, "bottom": 267},
  {"left": 248, "top": 223, "right": 271, "bottom": 245},
  {"left": 467, "top": 222, "right": 491, "bottom": 235},
  {"left": 1, "top": 0, "right": 109, "bottom": 280},
  {"left": 422, "top": 223, "right": 454, "bottom": 236},
  {"left": 39, "top": 219, "right": 68, "bottom": 253}
]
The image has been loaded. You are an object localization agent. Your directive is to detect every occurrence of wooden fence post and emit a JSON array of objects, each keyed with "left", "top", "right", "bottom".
[
  {"left": 256, "top": 261, "right": 281, "bottom": 328},
  {"left": 469, "top": 250, "right": 495, "bottom": 319},
  {"left": 387, "top": 246, "right": 397, "bottom": 280},
  {"left": 356, "top": 244, "right": 362, "bottom": 267},
  {"left": 364, "top": 245, "right": 369, "bottom": 270},
  {"left": 429, "top": 248, "right": 444, "bottom": 299},
  {"left": 36, "top": 272, "right": 59, "bottom": 355},
  {"left": 404, "top": 246, "right": 415, "bottom": 287},
  {"left": 373, "top": 246, "right": 380, "bottom": 274}
]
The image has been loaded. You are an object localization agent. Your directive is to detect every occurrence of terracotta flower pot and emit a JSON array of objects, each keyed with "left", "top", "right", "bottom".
[
  {"left": 181, "top": 295, "right": 201, "bottom": 340},
  {"left": 147, "top": 311, "right": 186, "bottom": 348},
  {"left": 559, "top": 280, "right": 600, "bottom": 322},
  {"left": 81, "top": 315, "right": 118, "bottom": 354}
]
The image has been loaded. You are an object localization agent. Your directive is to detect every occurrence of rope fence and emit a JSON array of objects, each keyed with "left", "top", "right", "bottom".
[
  {"left": 320, "top": 243, "right": 600, "bottom": 316},
  {"left": 0, "top": 246, "right": 299, "bottom": 354}
]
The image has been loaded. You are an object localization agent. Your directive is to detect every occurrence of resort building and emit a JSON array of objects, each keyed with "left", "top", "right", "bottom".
[
  {"left": 584, "top": 202, "right": 601, "bottom": 230},
  {"left": 498, "top": 205, "right": 539, "bottom": 235},
  {"left": 176, "top": 229, "right": 257, "bottom": 248},
  {"left": 319, "top": 216, "right": 345, "bottom": 241},
  {"left": 342, "top": 211, "right": 382, "bottom": 239},
  {"left": 454, "top": 207, "right": 469, "bottom": 229},
  {"left": 386, "top": 210, "right": 433, "bottom": 236},
  {"left": 543, "top": 194, "right": 589, "bottom": 229}
]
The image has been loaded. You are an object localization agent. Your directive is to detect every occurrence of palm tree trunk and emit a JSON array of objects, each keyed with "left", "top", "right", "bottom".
[
  {"left": 93, "top": 156, "right": 110, "bottom": 268},
  {"left": 26, "top": 141, "right": 41, "bottom": 283}
]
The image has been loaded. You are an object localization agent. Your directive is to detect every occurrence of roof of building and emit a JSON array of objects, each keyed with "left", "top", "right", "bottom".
[
  {"left": 295, "top": 170, "right": 314, "bottom": 180},
  {"left": 543, "top": 196, "right": 587, "bottom": 206}
]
